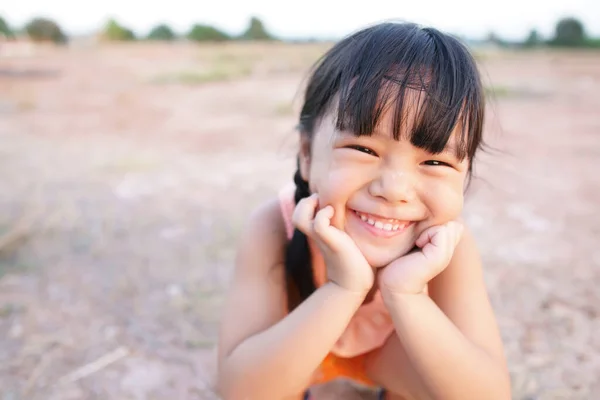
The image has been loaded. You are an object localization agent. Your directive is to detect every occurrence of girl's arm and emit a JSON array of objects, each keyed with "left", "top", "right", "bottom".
[
  {"left": 216, "top": 199, "right": 367, "bottom": 400},
  {"left": 369, "top": 226, "right": 511, "bottom": 400}
]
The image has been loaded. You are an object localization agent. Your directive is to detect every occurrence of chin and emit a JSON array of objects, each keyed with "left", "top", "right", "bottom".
[{"left": 359, "top": 242, "right": 416, "bottom": 268}]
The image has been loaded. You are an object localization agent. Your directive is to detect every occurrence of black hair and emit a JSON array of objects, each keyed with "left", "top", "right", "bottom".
[{"left": 284, "top": 21, "right": 486, "bottom": 310}]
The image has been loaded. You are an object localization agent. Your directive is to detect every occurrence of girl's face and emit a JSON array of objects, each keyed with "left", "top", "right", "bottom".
[{"left": 299, "top": 99, "right": 470, "bottom": 268}]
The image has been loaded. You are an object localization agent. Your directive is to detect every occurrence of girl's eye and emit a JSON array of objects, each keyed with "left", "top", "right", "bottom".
[
  {"left": 423, "top": 160, "right": 451, "bottom": 167},
  {"left": 347, "top": 145, "right": 378, "bottom": 157}
]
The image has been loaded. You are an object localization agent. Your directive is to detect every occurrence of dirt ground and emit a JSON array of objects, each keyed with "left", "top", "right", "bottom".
[{"left": 0, "top": 41, "right": 598, "bottom": 400}]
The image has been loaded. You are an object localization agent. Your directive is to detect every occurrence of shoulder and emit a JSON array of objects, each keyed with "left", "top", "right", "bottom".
[
  {"left": 246, "top": 196, "right": 288, "bottom": 245},
  {"left": 217, "top": 197, "right": 291, "bottom": 361},
  {"left": 235, "top": 196, "right": 289, "bottom": 276}
]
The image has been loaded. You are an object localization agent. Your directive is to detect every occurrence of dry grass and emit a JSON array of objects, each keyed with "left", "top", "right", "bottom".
[
  {"left": 151, "top": 64, "right": 252, "bottom": 85},
  {"left": 273, "top": 101, "right": 295, "bottom": 116},
  {"left": 149, "top": 41, "right": 330, "bottom": 85}
]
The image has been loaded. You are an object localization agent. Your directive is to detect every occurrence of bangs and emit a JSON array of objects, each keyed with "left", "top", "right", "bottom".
[{"left": 301, "top": 22, "right": 484, "bottom": 161}]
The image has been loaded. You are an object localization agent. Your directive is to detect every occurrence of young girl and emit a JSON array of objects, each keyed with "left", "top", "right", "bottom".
[{"left": 216, "top": 22, "right": 511, "bottom": 400}]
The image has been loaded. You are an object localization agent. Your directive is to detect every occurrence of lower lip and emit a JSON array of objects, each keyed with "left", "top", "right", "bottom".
[{"left": 349, "top": 210, "right": 413, "bottom": 238}]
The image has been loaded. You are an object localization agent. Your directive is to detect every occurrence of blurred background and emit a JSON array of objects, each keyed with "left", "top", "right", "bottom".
[{"left": 1, "top": 1, "right": 599, "bottom": 399}]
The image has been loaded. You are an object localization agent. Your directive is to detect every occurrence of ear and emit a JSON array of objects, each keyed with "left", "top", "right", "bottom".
[{"left": 298, "top": 134, "right": 311, "bottom": 182}]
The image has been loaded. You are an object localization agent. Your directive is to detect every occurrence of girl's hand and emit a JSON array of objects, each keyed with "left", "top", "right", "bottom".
[
  {"left": 293, "top": 194, "right": 374, "bottom": 295},
  {"left": 379, "top": 221, "right": 464, "bottom": 295}
]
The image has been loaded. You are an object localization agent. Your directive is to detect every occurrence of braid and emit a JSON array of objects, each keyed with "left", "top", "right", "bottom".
[
  {"left": 284, "top": 161, "right": 316, "bottom": 310},
  {"left": 293, "top": 168, "right": 310, "bottom": 204}
]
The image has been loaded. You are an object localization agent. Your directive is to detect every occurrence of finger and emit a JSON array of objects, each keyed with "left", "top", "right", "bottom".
[
  {"left": 415, "top": 225, "right": 444, "bottom": 248},
  {"left": 415, "top": 226, "right": 437, "bottom": 248},
  {"left": 313, "top": 205, "right": 342, "bottom": 249},
  {"left": 444, "top": 222, "right": 463, "bottom": 260},
  {"left": 313, "top": 205, "right": 334, "bottom": 235},
  {"left": 292, "top": 194, "right": 318, "bottom": 236},
  {"left": 430, "top": 225, "right": 449, "bottom": 260},
  {"left": 445, "top": 222, "right": 456, "bottom": 256},
  {"left": 419, "top": 225, "right": 450, "bottom": 262},
  {"left": 430, "top": 224, "right": 449, "bottom": 249},
  {"left": 444, "top": 222, "right": 461, "bottom": 254}
]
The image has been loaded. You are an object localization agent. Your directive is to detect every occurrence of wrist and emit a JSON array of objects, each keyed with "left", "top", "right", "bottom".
[
  {"left": 325, "top": 281, "right": 371, "bottom": 299},
  {"left": 377, "top": 269, "right": 428, "bottom": 297},
  {"left": 380, "top": 285, "right": 428, "bottom": 305}
]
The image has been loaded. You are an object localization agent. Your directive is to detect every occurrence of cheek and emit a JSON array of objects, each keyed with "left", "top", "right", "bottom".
[
  {"left": 311, "top": 160, "right": 364, "bottom": 205},
  {"left": 423, "top": 180, "right": 465, "bottom": 222}
]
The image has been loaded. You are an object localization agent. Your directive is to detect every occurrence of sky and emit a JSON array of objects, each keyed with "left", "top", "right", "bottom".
[{"left": 2, "top": 0, "right": 599, "bottom": 41}]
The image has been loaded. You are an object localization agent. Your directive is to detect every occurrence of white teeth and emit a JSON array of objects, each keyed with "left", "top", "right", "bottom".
[{"left": 355, "top": 210, "right": 409, "bottom": 232}]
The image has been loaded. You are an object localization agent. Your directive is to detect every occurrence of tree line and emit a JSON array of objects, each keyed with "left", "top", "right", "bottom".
[
  {"left": 488, "top": 18, "right": 600, "bottom": 49},
  {"left": 0, "top": 14, "right": 598, "bottom": 48},
  {"left": 0, "top": 16, "right": 275, "bottom": 43}
]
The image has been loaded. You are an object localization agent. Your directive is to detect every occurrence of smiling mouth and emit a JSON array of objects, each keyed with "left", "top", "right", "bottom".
[{"left": 352, "top": 210, "right": 414, "bottom": 234}]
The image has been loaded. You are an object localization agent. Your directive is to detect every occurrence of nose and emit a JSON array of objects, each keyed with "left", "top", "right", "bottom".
[{"left": 368, "top": 167, "right": 416, "bottom": 203}]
